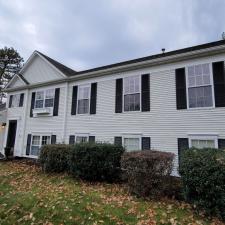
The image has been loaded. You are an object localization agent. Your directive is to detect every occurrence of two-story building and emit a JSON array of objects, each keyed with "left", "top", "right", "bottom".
[{"left": 3, "top": 40, "right": 225, "bottom": 174}]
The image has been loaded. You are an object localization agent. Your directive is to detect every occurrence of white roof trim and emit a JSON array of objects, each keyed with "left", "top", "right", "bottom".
[
  {"left": 19, "top": 51, "right": 68, "bottom": 78},
  {"left": 6, "top": 51, "right": 68, "bottom": 89},
  {"left": 5, "top": 43, "right": 225, "bottom": 92}
]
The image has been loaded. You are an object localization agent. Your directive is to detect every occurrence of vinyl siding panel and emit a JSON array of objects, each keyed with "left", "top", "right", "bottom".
[
  {"left": 10, "top": 77, "right": 24, "bottom": 88},
  {"left": 21, "top": 55, "right": 63, "bottom": 84},
  {"left": 24, "top": 83, "right": 66, "bottom": 155}
]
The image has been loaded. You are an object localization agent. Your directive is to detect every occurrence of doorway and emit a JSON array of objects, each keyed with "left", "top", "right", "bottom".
[{"left": 6, "top": 120, "right": 17, "bottom": 156}]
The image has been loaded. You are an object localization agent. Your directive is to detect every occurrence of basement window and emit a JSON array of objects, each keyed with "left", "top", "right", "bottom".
[
  {"left": 189, "top": 135, "right": 218, "bottom": 149},
  {"left": 123, "top": 135, "right": 141, "bottom": 151},
  {"left": 30, "top": 135, "right": 51, "bottom": 156},
  {"left": 76, "top": 134, "right": 89, "bottom": 143}
]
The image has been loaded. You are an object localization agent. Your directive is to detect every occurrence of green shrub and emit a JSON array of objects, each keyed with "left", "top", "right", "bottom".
[
  {"left": 39, "top": 144, "right": 72, "bottom": 173},
  {"left": 69, "top": 143, "right": 125, "bottom": 182},
  {"left": 179, "top": 148, "right": 225, "bottom": 220},
  {"left": 121, "top": 150, "right": 174, "bottom": 198}
]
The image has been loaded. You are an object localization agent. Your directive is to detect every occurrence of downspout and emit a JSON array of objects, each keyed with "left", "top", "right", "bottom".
[
  {"left": 62, "top": 82, "right": 69, "bottom": 143},
  {"left": 21, "top": 89, "right": 29, "bottom": 156}
]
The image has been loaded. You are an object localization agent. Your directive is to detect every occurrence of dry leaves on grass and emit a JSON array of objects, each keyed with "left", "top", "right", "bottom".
[{"left": 1, "top": 161, "right": 225, "bottom": 225}]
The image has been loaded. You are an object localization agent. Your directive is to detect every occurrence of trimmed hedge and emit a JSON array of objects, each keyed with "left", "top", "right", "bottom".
[
  {"left": 121, "top": 150, "right": 174, "bottom": 198},
  {"left": 179, "top": 148, "right": 225, "bottom": 220},
  {"left": 69, "top": 143, "right": 125, "bottom": 182},
  {"left": 39, "top": 144, "right": 72, "bottom": 173}
]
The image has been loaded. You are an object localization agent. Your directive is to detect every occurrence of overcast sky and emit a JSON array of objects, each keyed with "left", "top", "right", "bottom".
[{"left": 0, "top": 0, "right": 224, "bottom": 71}]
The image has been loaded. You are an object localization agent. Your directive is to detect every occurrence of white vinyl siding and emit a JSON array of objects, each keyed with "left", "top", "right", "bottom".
[{"left": 187, "top": 63, "right": 214, "bottom": 108}]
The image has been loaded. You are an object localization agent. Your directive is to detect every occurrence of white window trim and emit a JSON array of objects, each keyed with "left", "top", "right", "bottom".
[
  {"left": 122, "top": 134, "right": 142, "bottom": 151},
  {"left": 34, "top": 89, "right": 55, "bottom": 109},
  {"left": 185, "top": 63, "right": 215, "bottom": 110},
  {"left": 188, "top": 134, "right": 218, "bottom": 148},
  {"left": 77, "top": 84, "right": 91, "bottom": 115},
  {"left": 30, "top": 134, "right": 51, "bottom": 157},
  {"left": 123, "top": 75, "right": 142, "bottom": 113},
  {"left": 75, "top": 133, "right": 89, "bottom": 143}
]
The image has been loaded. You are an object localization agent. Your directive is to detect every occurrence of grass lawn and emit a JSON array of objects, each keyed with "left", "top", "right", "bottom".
[{"left": 0, "top": 160, "right": 223, "bottom": 225}]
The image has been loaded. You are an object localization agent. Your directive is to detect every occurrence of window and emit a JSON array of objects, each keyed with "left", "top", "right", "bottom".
[
  {"left": 30, "top": 135, "right": 41, "bottom": 156},
  {"left": 42, "top": 136, "right": 51, "bottom": 145},
  {"left": 124, "top": 76, "right": 140, "bottom": 111},
  {"left": 45, "top": 89, "right": 54, "bottom": 107},
  {"left": 35, "top": 91, "right": 44, "bottom": 108},
  {"left": 189, "top": 135, "right": 218, "bottom": 149},
  {"left": 76, "top": 136, "right": 88, "bottom": 143},
  {"left": 78, "top": 85, "right": 90, "bottom": 114},
  {"left": 11, "top": 94, "right": 20, "bottom": 108},
  {"left": 191, "top": 139, "right": 215, "bottom": 149},
  {"left": 30, "top": 135, "right": 51, "bottom": 156},
  {"left": 187, "top": 63, "right": 213, "bottom": 108},
  {"left": 35, "top": 89, "right": 54, "bottom": 109},
  {"left": 124, "top": 137, "right": 140, "bottom": 151}
]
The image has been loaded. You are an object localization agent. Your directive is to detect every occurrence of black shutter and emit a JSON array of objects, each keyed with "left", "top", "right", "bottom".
[
  {"left": 51, "top": 135, "right": 56, "bottom": 144},
  {"left": 69, "top": 135, "right": 75, "bottom": 145},
  {"left": 141, "top": 74, "right": 150, "bottom": 112},
  {"left": 90, "top": 83, "right": 97, "bottom": 114},
  {"left": 26, "top": 134, "right": 32, "bottom": 155},
  {"left": 176, "top": 68, "right": 187, "bottom": 109},
  {"left": 218, "top": 139, "right": 225, "bottom": 149},
  {"left": 89, "top": 136, "right": 95, "bottom": 143},
  {"left": 115, "top": 79, "right": 123, "bottom": 113},
  {"left": 53, "top": 88, "right": 60, "bottom": 116},
  {"left": 213, "top": 61, "right": 225, "bottom": 107},
  {"left": 30, "top": 92, "right": 36, "bottom": 117},
  {"left": 19, "top": 93, "right": 24, "bottom": 107},
  {"left": 9, "top": 95, "right": 13, "bottom": 108},
  {"left": 114, "top": 136, "right": 122, "bottom": 146},
  {"left": 178, "top": 138, "right": 189, "bottom": 166},
  {"left": 142, "top": 137, "right": 151, "bottom": 150},
  {"left": 71, "top": 86, "right": 78, "bottom": 115}
]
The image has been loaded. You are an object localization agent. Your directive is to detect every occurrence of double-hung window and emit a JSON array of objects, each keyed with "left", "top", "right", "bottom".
[
  {"left": 124, "top": 76, "right": 140, "bottom": 111},
  {"left": 30, "top": 135, "right": 51, "bottom": 156},
  {"left": 78, "top": 85, "right": 90, "bottom": 114},
  {"left": 187, "top": 63, "right": 213, "bottom": 108},
  {"left": 45, "top": 89, "right": 55, "bottom": 107},
  {"left": 11, "top": 94, "right": 20, "bottom": 108},
  {"left": 35, "top": 89, "right": 54, "bottom": 109}
]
